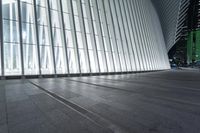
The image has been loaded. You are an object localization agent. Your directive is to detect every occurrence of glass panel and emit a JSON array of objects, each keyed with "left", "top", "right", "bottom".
[
  {"left": 38, "top": 25, "right": 50, "bottom": 45},
  {"left": 3, "top": 0, "right": 22, "bottom": 75},
  {"left": 2, "top": 0, "right": 18, "bottom": 20},
  {"left": 54, "top": 47, "right": 67, "bottom": 74},
  {"left": 65, "top": 30, "right": 73, "bottom": 47},
  {"left": 36, "top": 0, "right": 54, "bottom": 74},
  {"left": 49, "top": 0, "right": 59, "bottom": 10},
  {"left": 89, "top": 50, "right": 97, "bottom": 73},
  {"left": 116, "top": 1, "right": 132, "bottom": 71},
  {"left": 76, "top": 32, "right": 83, "bottom": 48},
  {"left": 61, "top": 0, "right": 70, "bottom": 13},
  {"left": 20, "top": 0, "right": 39, "bottom": 75},
  {"left": 36, "top": 7, "right": 48, "bottom": 26},
  {"left": 4, "top": 43, "right": 22, "bottom": 75},
  {"left": 98, "top": 51, "right": 106, "bottom": 72},
  {"left": 52, "top": 28, "right": 62, "bottom": 46},
  {"left": 73, "top": 0, "right": 89, "bottom": 73},
  {"left": 22, "top": 0, "right": 33, "bottom": 4},
  {"left": 21, "top": 3, "right": 34, "bottom": 23},
  {"left": 23, "top": 45, "right": 39, "bottom": 75},
  {"left": 110, "top": 0, "right": 129, "bottom": 71},
  {"left": 3, "top": 20, "right": 20, "bottom": 43},
  {"left": 79, "top": 49, "right": 88, "bottom": 73},
  {"left": 91, "top": 0, "right": 108, "bottom": 72},
  {"left": 36, "top": 0, "right": 46, "bottom": 7},
  {"left": 63, "top": 13, "right": 71, "bottom": 30},
  {"left": 62, "top": 0, "right": 79, "bottom": 73},
  {"left": 51, "top": 10, "right": 61, "bottom": 28},
  {"left": 22, "top": 23, "right": 36, "bottom": 44},
  {"left": 40, "top": 46, "right": 54, "bottom": 74},
  {"left": 82, "top": 2, "right": 99, "bottom": 72},
  {"left": 68, "top": 48, "right": 78, "bottom": 73},
  {"left": 49, "top": 0, "right": 67, "bottom": 74}
]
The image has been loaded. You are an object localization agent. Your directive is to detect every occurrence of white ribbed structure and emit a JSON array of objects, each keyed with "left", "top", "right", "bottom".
[
  {"left": 0, "top": 0, "right": 170, "bottom": 77},
  {"left": 151, "top": 0, "right": 182, "bottom": 51}
]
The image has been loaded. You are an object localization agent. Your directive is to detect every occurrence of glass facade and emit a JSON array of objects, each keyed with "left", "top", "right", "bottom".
[{"left": 0, "top": 0, "right": 170, "bottom": 76}]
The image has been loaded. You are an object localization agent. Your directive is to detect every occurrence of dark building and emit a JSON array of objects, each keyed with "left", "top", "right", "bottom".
[{"left": 167, "top": 0, "right": 200, "bottom": 65}]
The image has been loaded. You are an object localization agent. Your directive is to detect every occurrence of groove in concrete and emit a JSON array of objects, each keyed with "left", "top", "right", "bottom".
[{"left": 28, "top": 80, "right": 127, "bottom": 133}]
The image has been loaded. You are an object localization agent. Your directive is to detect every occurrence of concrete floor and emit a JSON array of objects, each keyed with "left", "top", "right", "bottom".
[{"left": 1, "top": 70, "right": 200, "bottom": 133}]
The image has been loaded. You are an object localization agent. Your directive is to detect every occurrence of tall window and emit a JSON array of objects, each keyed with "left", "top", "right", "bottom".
[
  {"left": 36, "top": 0, "right": 54, "bottom": 74},
  {"left": 61, "top": 0, "right": 79, "bottom": 73},
  {"left": 90, "top": 0, "right": 107, "bottom": 72},
  {"left": 2, "top": 0, "right": 22, "bottom": 75},
  {"left": 109, "top": 0, "right": 127, "bottom": 71},
  {"left": 94, "top": 0, "right": 120, "bottom": 72},
  {"left": 114, "top": 0, "right": 132, "bottom": 71},
  {"left": 20, "top": 0, "right": 39, "bottom": 75},
  {"left": 72, "top": 0, "right": 90, "bottom": 73},
  {"left": 49, "top": 0, "right": 67, "bottom": 74},
  {"left": 81, "top": 0, "right": 99, "bottom": 73}
]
